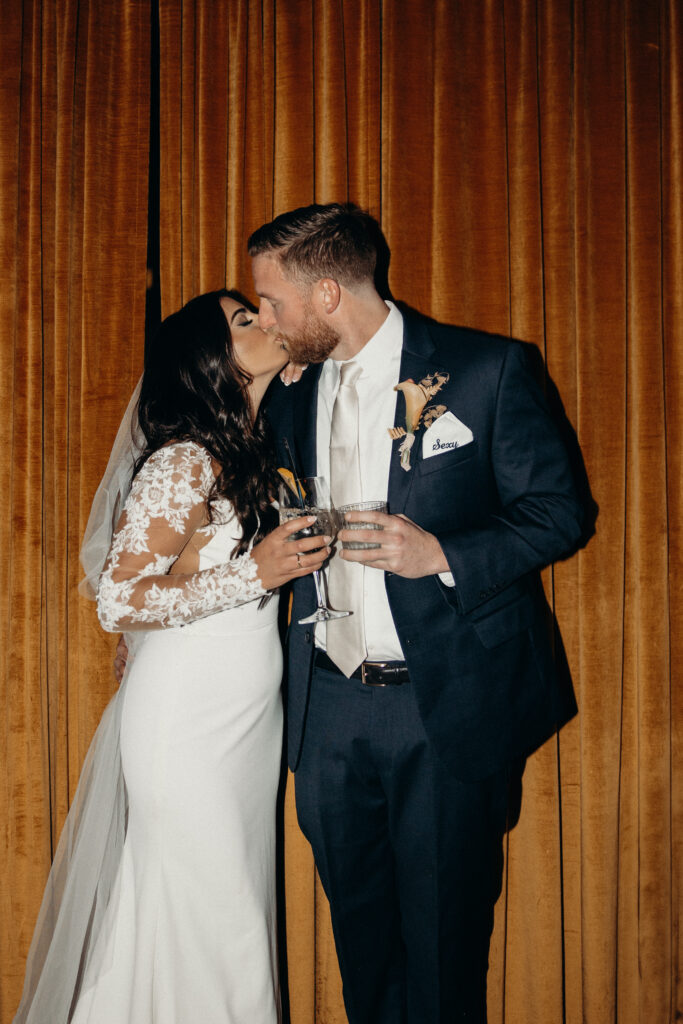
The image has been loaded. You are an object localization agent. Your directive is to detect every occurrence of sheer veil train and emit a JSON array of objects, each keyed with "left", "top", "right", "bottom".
[{"left": 14, "top": 381, "right": 143, "bottom": 1023}]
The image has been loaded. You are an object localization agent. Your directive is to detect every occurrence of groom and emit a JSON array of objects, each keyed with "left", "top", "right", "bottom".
[{"left": 251, "top": 203, "right": 583, "bottom": 1023}]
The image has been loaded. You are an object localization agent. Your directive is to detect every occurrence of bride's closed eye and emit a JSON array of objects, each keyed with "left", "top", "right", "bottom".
[{"left": 228, "top": 304, "right": 255, "bottom": 329}]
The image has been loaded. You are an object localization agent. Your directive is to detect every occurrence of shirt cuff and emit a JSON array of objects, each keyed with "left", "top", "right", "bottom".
[{"left": 438, "top": 571, "right": 455, "bottom": 588}]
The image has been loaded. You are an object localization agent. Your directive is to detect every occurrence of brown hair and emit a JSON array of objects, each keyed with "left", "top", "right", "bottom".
[{"left": 247, "top": 202, "right": 377, "bottom": 287}]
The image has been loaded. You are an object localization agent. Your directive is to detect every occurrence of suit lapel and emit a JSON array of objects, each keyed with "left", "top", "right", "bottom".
[
  {"left": 292, "top": 364, "right": 323, "bottom": 478},
  {"left": 388, "top": 314, "right": 438, "bottom": 514}
]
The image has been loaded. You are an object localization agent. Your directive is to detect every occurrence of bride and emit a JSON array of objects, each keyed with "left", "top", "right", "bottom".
[{"left": 13, "top": 290, "right": 329, "bottom": 1024}]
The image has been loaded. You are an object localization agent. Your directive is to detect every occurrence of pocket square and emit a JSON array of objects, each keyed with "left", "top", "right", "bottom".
[{"left": 422, "top": 411, "right": 474, "bottom": 459}]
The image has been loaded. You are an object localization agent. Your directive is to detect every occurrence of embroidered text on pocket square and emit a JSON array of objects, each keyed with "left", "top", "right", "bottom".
[{"left": 422, "top": 411, "right": 474, "bottom": 459}]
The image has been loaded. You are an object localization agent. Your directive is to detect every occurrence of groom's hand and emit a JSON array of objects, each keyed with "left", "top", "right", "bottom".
[{"left": 338, "top": 511, "right": 449, "bottom": 579}]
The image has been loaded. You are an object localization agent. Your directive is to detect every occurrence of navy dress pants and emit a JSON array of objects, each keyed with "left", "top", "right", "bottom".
[{"left": 294, "top": 663, "right": 512, "bottom": 1024}]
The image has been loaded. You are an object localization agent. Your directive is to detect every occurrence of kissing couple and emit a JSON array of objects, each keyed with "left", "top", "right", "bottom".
[{"left": 14, "top": 203, "right": 582, "bottom": 1024}]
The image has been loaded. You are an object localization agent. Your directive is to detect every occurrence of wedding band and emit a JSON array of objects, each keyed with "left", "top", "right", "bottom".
[{"left": 296, "top": 553, "right": 302, "bottom": 568}]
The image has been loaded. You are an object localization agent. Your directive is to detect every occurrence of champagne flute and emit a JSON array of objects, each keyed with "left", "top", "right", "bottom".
[{"left": 278, "top": 476, "right": 351, "bottom": 624}]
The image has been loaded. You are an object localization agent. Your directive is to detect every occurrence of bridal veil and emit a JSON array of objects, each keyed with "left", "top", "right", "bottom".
[{"left": 13, "top": 381, "right": 143, "bottom": 1023}]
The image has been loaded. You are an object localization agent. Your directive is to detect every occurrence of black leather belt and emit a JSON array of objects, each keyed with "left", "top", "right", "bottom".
[{"left": 314, "top": 649, "right": 410, "bottom": 686}]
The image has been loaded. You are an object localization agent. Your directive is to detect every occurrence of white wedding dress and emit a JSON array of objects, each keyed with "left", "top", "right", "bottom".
[{"left": 14, "top": 442, "right": 283, "bottom": 1024}]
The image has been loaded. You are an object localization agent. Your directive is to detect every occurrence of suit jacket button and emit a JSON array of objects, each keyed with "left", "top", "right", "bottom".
[{"left": 304, "top": 631, "right": 312, "bottom": 643}]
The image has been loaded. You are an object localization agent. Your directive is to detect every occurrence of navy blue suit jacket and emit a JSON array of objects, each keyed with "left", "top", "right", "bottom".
[{"left": 266, "top": 311, "right": 583, "bottom": 782}]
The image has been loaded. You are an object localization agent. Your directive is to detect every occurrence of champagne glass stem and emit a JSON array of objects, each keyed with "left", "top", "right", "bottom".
[{"left": 312, "top": 570, "right": 326, "bottom": 609}]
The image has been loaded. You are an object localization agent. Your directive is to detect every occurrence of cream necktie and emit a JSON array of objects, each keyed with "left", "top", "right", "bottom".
[{"left": 327, "top": 361, "right": 367, "bottom": 676}]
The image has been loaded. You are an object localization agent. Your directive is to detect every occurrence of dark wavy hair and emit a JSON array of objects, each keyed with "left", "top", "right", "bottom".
[{"left": 135, "top": 289, "right": 278, "bottom": 555}]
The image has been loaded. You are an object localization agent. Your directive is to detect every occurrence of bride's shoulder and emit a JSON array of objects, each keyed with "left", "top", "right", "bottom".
[
  {"left": 145, "top": 439, "right": 213, "bottom": 469},
  {"left": 134, "top": 441, "right": 216, "bottom": 499}
]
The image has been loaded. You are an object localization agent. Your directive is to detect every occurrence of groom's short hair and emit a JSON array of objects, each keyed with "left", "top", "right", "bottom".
[{"left": 248, "top": 202, "right": 377, "bottom": 287}]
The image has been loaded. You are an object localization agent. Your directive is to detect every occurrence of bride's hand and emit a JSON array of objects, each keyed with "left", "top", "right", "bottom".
[
  {"left": 280, "top": 361, "right": 308, "bottom": 386},
  {"left": 251, "top": 516, "right": 331, "bottom": 590},
  {"left": 113, "top": 636, "right": 128, "bottom": 683}
]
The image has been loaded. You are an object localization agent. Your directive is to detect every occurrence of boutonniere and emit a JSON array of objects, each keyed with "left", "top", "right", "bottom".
[{"left": 388, "top": 370, "right": 450, "bottom": 470}]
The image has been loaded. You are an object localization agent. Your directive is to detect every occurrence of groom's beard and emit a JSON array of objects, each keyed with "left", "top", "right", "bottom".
[{"left": 279, "top": 302, "right": 340, "bottom": 365}]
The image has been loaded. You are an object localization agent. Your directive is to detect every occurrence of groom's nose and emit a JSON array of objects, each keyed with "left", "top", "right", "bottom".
[{"left": 258, "top": 301, "right": 277, "bottom": 331}]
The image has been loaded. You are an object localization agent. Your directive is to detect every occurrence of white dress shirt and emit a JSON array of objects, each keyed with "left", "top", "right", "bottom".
[{"left": 315, "top": 301, "right": 405, "bottom": 660}]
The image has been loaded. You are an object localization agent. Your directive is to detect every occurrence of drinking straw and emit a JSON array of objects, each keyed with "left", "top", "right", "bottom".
[{"left": 283, "top": 438, "right": 306, "bottom": 507}]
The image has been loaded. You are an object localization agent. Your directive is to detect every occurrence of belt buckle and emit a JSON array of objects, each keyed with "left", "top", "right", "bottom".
[{"left": 361, "top": 661, "right": 389, "bottom": 687}]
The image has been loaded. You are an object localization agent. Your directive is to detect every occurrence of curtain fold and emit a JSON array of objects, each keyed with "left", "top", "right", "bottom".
[
  {"left": 158, "top": 0, "right": 275, "bottom": 312},
  {"left": 621, "top": 8, "right": 670, "bottom": 1022},
  {"left": 663, "top": 2, "right": 683, "bottom": 1019},
  {"left": 2, "top": 0, "right": 681, "bottom": 1021},
  {"left": 0, "top": 5, "right": 49, "bottom": 1014},
  {"left": 0, "top": 1, "right": 149, "bottom": 1019}
]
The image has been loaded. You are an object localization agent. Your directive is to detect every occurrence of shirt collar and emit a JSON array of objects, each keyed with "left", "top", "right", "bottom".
[{"left": 324, "top": 301, "right": 403, "bottom": 388}]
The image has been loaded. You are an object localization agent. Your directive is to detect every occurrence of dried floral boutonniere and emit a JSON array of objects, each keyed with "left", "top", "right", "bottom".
[{"left": 388, "top": 370, "right": 450, "bottom": 470}]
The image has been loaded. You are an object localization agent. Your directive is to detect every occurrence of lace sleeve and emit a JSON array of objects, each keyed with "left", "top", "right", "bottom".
[{"left": 96, "top": 442, "right": 267, "bottom": 631}]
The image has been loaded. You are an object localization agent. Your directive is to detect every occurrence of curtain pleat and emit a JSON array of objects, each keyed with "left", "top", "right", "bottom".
[
  {"left": 0, "top": 4, "right": 51, "bottom": 1013},
  {"left": 2, "top": 0, "right": 682, "bottom": 1022},
  {"left": 500, "top": 0, "right": 577, "bottom": 1017},
  {"left": 337, "top": 0, "right": 381, "bottom": 213},
  {"left": 158, "top": 0, "right": 274, "bottom": 313},
  {"left": 573, "top": 5, "right": 630, "bottom": 1021},
  {"left": 663, "top": 0, "right": 683, "bottom": 1018},
  {"left": 621, "top": 8, "right": 670, "bottom": 1023},
  {"left": 0, "top": 1, "right": 149, "bottom": 1019}
]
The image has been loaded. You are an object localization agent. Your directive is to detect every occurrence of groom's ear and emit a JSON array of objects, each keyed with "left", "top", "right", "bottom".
[{"left": 316, "top": 277, "right": 341, "bottom": 315}]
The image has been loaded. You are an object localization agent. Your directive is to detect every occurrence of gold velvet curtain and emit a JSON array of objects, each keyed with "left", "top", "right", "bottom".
[
  {"left": 0, "top": 0, "right": 150, "bottom": 1016},
  {"left": 1, "top": 1, "right": 681, "bottom": 1022}
]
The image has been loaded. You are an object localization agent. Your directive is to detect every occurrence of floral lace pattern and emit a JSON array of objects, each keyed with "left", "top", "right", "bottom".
[{"left": 97, "top": 442, "right": 267, "bottom": 631}]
